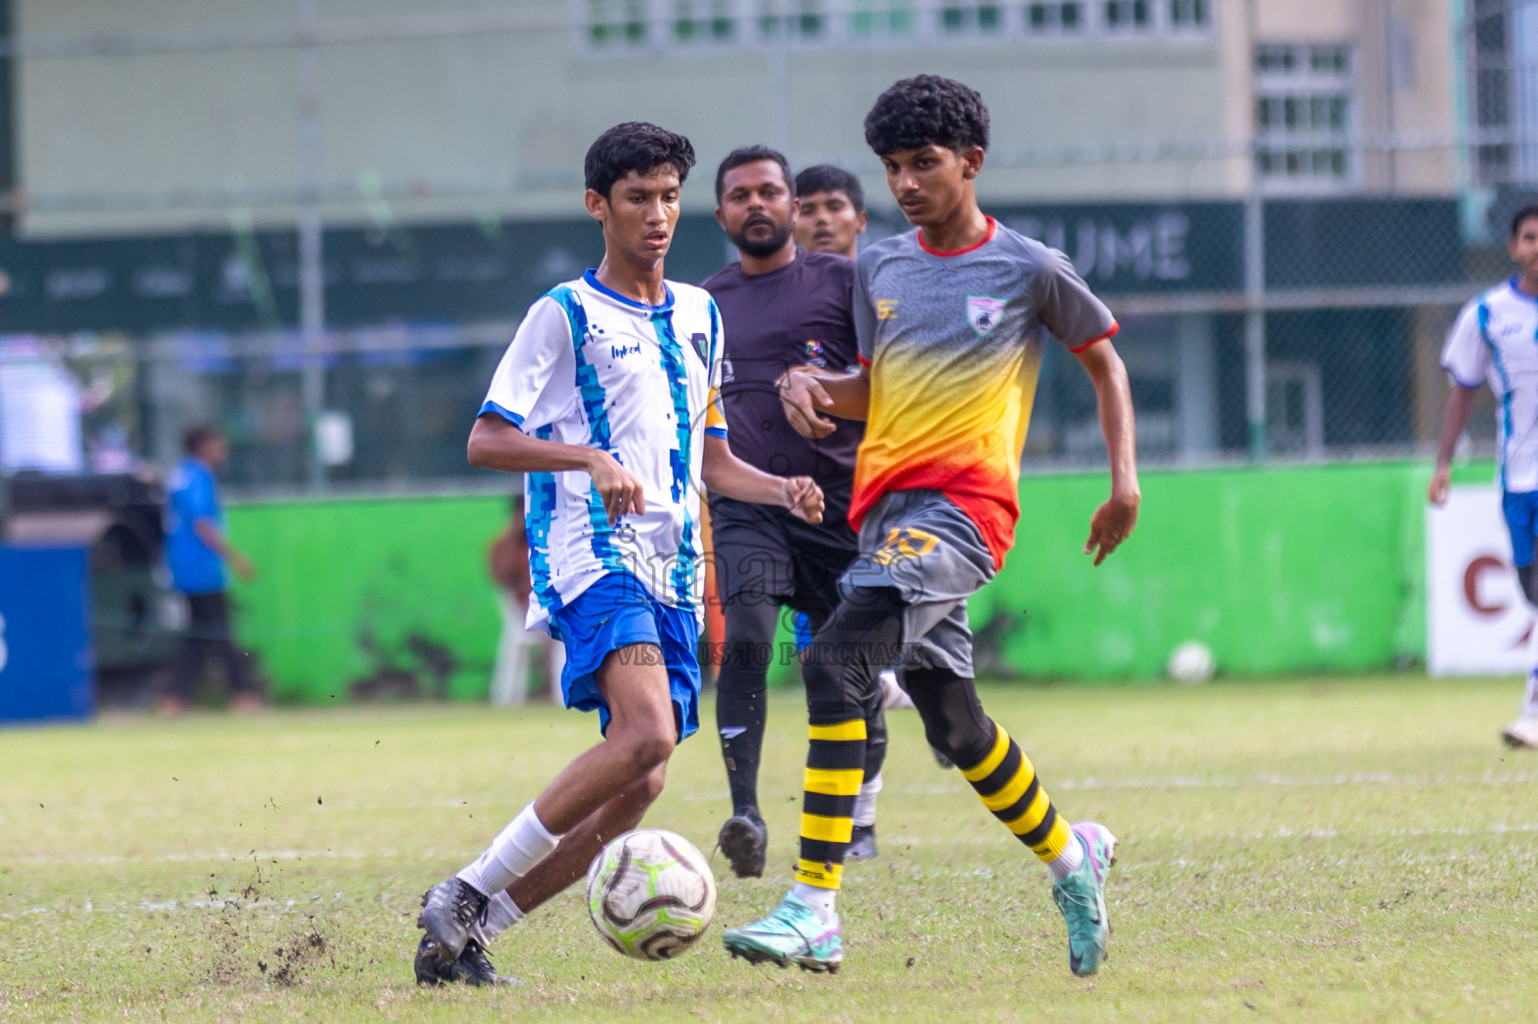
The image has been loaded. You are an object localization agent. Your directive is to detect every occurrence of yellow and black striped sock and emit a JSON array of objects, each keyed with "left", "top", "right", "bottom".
[
  {"left": 959, "top": 721, "right": 1074, "bottom": 864},
  {"left": 795, "top": 718, "right": 867, "bottom": 890}
]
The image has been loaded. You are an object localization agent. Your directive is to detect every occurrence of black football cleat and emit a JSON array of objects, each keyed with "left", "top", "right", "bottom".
[
  {"left": 414, "top": 933, "right": 512, "bottom": 987},
  {"left": 417, "top": 877, "right": 489, "bottom": 962},
  {"left": 845, "top": 824, "right": 878, "bottom": 860},
  {"left": 718, "top": 811, "right": 768, "bottom": 879}
]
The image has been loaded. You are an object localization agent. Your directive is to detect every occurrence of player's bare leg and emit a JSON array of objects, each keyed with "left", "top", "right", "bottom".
[
  {"left": 527, "top": 647, "right": 676, "bottom": 832},
  {"left": 506, "top": 762, "right": 666, "bottom": 916},
  {"left": 419, "top": 646, "right": 675, "bottom": 962}
]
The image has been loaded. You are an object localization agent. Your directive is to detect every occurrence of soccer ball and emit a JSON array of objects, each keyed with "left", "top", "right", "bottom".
[
  {"left": 1167, "top": 640, "right": 1216, "bottom": 684},
  {"left": 586, "top": 829, "right": 716, "bottom": 960}
]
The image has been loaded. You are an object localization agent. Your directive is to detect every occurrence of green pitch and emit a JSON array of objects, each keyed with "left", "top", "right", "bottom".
[{"left": 3, "top": 677, "right": 1534, "bottom": 1023}]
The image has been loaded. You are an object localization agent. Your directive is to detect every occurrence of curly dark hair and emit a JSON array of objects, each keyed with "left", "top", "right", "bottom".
[
  {"left": 714, "top": 145, "right": 792, "bottom": 202},
  {"left": 584, "top": 122, "right": 697, "bottom": 200},
  {"left": 794, "top": 164, "right": 865, "bottom": 214},
  {"left": 863, "top": 75, "right": 990, "bottom": 157}
]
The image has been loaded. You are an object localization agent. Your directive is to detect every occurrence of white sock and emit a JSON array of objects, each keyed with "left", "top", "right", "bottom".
[
  {"left": 1047, "top": 830, "right": 1085, "bottom": 883},
  {"left": 852, "top": 774, "right": 882, "bottom": 829},
  {"left": 1523, "top": 622, "right": 1538, "bottom": 718},
  {"left": 467, "top": 889, "right": 525, "bottom": 946},
  {"left": 791, "top": 882, "right": 838, "bottom": 924},
  {"left": 457, "top": 803, "right": 561, "bottom": 897},
  {"left": 880, "top": 668, "right": 915, "bottom": 710}
]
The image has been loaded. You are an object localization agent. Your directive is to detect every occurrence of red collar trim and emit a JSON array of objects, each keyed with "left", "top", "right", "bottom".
[{"left": 917, "top": 216, "right": 996, "bottom": 257}]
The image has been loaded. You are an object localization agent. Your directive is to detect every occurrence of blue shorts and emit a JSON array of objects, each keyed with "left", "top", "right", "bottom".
[
  {"left": 1505, "top": 491, "right": 1538, "bottom": 568},
  {"left": 547, "top": 572, "right": 701, "bottom": 741},
  {"left": 792, "top": 611, "right": 814, "bottom": 654}
]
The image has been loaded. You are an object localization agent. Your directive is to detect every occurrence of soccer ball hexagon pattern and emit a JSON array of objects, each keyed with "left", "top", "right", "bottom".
[{"left": 586, "top": 829, "right": 717, "bottom": 960}]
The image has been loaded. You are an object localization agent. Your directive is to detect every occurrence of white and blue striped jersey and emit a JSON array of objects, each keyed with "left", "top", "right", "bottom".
[
  {"left": 479, "top": 270, "right": 728, "bottom": 631},
  {"left": 1444, "top": 279, "right": 1538, "bottom": 493}
]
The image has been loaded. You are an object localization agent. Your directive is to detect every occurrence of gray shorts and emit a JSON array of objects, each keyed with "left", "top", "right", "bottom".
[{"left": 839, "top": 489, "right": 996, "bottom": 678}]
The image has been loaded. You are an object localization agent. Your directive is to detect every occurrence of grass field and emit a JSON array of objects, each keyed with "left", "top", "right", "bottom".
[{"left": 3, "top": 676, "right": 1536, "bottom": 1023}]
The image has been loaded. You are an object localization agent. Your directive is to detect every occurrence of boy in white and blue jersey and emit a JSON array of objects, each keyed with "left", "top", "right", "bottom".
[
  {"left": 1431, "top": 202, "right": 1538, "bottom": 749},
  {"left": 412, "top": 123, "right": 826, "bottom": 987}
]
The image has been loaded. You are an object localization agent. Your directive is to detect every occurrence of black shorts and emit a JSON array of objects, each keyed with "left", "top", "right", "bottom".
[{"left": 709, "top": 482, "right": 858, "bottom": 627}]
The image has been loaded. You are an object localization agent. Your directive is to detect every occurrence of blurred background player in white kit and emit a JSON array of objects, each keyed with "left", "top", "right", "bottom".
[
  {"left": 488, "top": 495, "right": 564, "bottom": 707},
  {"left": 1430, "top": 201, "right": 1538, "bottom": 749}
]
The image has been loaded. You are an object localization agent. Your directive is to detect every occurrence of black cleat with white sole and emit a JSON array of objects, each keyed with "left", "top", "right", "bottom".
[
  {"left": 413, "top": 933, "right": 513, "bottom": 987},
  {"left": 845, "top": 824, "right": 878, "bottom": 860},
  {"left": 718, "top": 812, "right": 768, "bottom": 879},
  {"left": 417, "top": 877, "right": 489, "bottom": 962}
]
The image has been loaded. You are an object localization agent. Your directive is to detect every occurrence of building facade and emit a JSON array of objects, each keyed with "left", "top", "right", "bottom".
[{"left": 0, "top": 1, "right": 1502, "bottom": 491}]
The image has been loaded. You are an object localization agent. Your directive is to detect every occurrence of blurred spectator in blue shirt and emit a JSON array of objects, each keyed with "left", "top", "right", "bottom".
[{"left": 162, "top": 425, "right": 261, "bottom": 714}]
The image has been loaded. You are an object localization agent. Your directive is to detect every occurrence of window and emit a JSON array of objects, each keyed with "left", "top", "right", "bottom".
[
  {"left": 1472, "top": 0, "right": 1512, "bottom": 183},
  {"left": 579, "top": 0, "right": 1209, "bottom": 55},
  {"left": 671, "top": 0, "right": 737, "bottom": 43},
  {"left": 1101, "top": 0, "right": 1151, "bottom": 33},
  {"left": 587, "top": 0, "right": 650, "bottom": 47},
  {"left": 1254, "top": 44, "right": 1354, "bottom": 187},
  {"left": 850, "top": 0, "right": 915, "bottom": 38},
  {"left": 1024, "top": 2, "right": 1084, "bottom": 34},
  {"left": 939, "top": 2, "right": 1004, "bottom": 35},
  {"left": 755, "top": 0, "right": 828, "bottom": 40},
  {"left": 1168, "top": 0, "right": 1207, "bottom": 29}
]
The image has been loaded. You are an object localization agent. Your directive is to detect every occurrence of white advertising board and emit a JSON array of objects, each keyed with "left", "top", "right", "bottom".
[{"left": 1427, "top": 484, "right": 1533, "bottom": 676}]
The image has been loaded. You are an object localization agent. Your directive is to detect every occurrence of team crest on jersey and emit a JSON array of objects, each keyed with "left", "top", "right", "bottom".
[
  {"left": 803, "top": 339, "right": 826, "bottom": 367},
  {"left": 967, "top": 295, "right": 1006, "bottom": 338}
]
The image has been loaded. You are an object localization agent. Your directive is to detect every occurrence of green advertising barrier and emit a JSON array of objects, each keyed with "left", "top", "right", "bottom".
[
  {"left": 226, "top": 459, "right": 1494, "bottom": 702},
  {"left": 226, "top": 494, "right": 510, "bottom": 703}
]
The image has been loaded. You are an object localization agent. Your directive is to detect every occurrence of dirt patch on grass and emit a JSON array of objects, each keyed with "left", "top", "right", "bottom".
[{"left": 260, "top": 926, "right": 334, "bottom": 987}]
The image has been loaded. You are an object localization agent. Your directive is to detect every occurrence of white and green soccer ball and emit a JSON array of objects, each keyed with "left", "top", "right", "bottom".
[{"left": 586, "top": 829, "right": 717, "bottom": 960}]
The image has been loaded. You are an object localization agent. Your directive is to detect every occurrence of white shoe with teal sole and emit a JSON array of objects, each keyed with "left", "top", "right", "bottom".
[
  {"left": 723, "top": 892, "right": 843, "bottom": 973},
  {"left": 1051, "top": 821, "right": 1118, "bottom": 977}
]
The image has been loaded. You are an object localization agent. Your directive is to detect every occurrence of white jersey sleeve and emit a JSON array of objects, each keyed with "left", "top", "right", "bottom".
[
  {"left": 480, "top": 295, "right": 578, "bottom": 432},
  {"left": 704, "top": 297, "right": 728, "bottom": 439},
  {"left": 1441, "top": 299, "right": 1491, "bottom": 390}
]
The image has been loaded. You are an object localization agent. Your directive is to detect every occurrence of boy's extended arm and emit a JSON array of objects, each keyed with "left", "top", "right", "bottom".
[
  {"left": 1074, "top": 340, "right": 1140, "bottom": 566},
  {"left": 701, "top": 435, "right": 824, "bottom": 523},
  {"left": 192, "top": 519, "right": 255, "bottom": 582},
  {"left": 777, "top": 365, "right": 871, "bottom": 439},
  {"left": 467, "top": 414, "right": 646, "bottom": 524},
  {"left": 1428, "top": 385, "right": 1481, "bottom": 507}
]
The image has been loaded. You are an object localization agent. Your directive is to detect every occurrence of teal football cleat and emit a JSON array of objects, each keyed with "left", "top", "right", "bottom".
[
  {"left": 1051, "top": 821, "right": 1118, "bottom": 977},
  {"left": 723, "top": 892, "right": 843, "bottom": 974}
]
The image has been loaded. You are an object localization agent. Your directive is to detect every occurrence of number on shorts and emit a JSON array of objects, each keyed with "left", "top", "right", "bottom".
[{"left": 872, "top": 526, "right": 939, "bottom": 566}]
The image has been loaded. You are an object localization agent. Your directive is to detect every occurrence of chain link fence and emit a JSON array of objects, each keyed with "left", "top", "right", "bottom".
[
  {"left": 2, "top": 1, "right": 1531, "bottom": 498},
  {"left": 2, "top": 185, "right": 1504, "bottom": 495}
]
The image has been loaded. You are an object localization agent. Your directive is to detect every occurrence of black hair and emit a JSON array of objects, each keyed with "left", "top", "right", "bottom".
[
  {"left": 584, "top": 122, "right": 696, "bottom": 200},
  {"left": 863, "top": 75, "right": 990, "bottom": 157},
  {"left": 182, "top": 424, "right": 220, "bottom": 456},
  {"left": 794, "top": 164, "right": 865, "bottom": 213},
  {"left": 1512, "top": 203, "right": 1538, "bottom": 238},
  {"left": 714, "top": 145, "right": 792, "bottom": 202}
]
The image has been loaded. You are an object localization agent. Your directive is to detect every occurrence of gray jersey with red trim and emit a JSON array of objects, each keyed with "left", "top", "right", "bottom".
[
  {"left": 853, "top": 218, "right": 1116, "bottom": 367},
  {"left": 848, "top": 217, "right": 1117, "bottom": 567}
]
